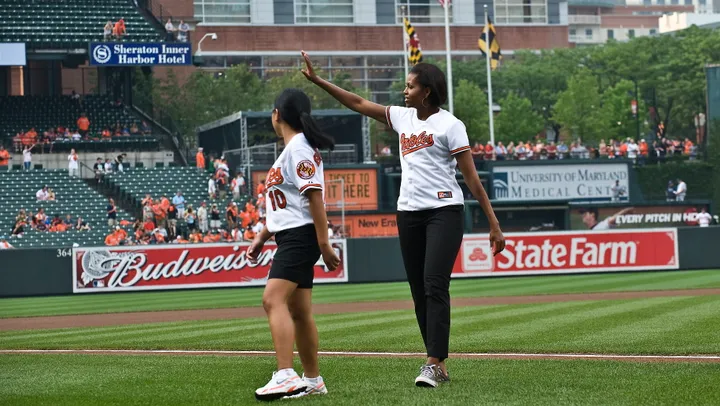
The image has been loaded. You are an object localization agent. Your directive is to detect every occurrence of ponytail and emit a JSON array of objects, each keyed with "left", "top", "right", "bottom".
[{"left": 300, "top": 112, "right": 335, "bottom": 151}]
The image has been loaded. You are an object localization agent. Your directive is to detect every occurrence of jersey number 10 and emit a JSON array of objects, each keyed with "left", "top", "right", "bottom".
[{"left": 268, "top": 190, "right": 287, "bottom": 211}]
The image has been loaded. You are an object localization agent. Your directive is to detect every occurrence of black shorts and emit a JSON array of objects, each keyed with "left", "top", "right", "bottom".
[{"left": 268, "top": 223, "right": 321, "bottom": 289}]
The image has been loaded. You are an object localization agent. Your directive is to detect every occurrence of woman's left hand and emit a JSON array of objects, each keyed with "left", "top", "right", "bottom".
[{"left": 489, "top": 227, "right": 506, "bottom": 256}]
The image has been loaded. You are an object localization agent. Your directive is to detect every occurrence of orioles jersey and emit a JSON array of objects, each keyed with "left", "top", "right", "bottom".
[
  {"left": 265, "top": 133, "right": 325, "bottom": 233},
  {"left": 385, "top": 106, "right": 471, "bottom": 211}
]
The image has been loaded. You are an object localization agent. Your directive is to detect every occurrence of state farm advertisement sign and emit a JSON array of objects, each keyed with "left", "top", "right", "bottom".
[
  {"left": 452, "top": 229, "right": 678, "bottom": 277},
  {"left": 73, "top": 240, "right": 348, "bottom": 293}
]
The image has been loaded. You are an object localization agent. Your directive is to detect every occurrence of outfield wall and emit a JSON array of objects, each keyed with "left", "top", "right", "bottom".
[{"left": 0, "top": 227, "right": 718, "bottom": 298}]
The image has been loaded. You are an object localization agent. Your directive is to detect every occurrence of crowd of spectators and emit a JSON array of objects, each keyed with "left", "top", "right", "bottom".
[{"left": 469, "top": 137, "right": 698, "bottom": 163}]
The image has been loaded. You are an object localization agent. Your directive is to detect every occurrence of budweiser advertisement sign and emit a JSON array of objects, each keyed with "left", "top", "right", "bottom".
[
  {"left": 452, "top": 228, "right": 679, "bottom": 277},
  {"left": 73, "top": 240, "right": 348, "bottom": 293}
]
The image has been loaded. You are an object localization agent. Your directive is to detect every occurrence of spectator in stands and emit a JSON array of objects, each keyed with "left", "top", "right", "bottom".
[
  {"left": 113, "top": 18, "right": 126, "bottom": 41},
  {"left": 68, "top": 149, "right": 79, "bottom": 177},
  {"left": 0, "top": 237, "right": 13, "bottom": 249},
  {"left": 185, "top": 207, "right": 197, "bottom": 231},
  {"left": 47, "top": 188, "right": 56, "bottom": 201},
  {"left": 0, "top": 146, "right": 11, "bottom": 170},
  {"left": 196, "top": 148, "right": 206, "bottom": 172},
  {"left": 494, "top": 142, "right": 507, "bottom": 161},
  {"left": 164, "top": 19, "right": 176, "bottom": 42},
  {"left": 64, "top": 214, "right": 74, "bottom": 227},
  {"left": 75, "top": 216, "right": 90, "bottom": 231},
  {"left": 208, "top": 177, "right": 216, "bottom": 200},
  {"left": 166, "top": 203, "right": 178, "bottom": 240},
  {"left": 103, "top": 21, "right": 113, "bottom": 41},
  {"left": 93, "top": 158, "right": 105, "bottom": 183},
  {"left": 77, "top": 113, "right": 90, "bottom": 137},
  {"left": 141, "top": 121, "right": 151, "bottom": 135},
  {"left": 36, "top": 186, "right": 49, "bottom": 201},
  {"left": 107, "top": 198, "right": 117, "bottom": 228},
  {"left": 197, "top": 202, "right": 208, "bottom": 233},
  {"left": 130, "top": 122, "right": 139, "bottom": 135},
  {"left": 675, "top": 178, "right": 687, "bottom": 201},
  {"left": 114, "top": 154, "right": 126, "bottom": 172},
  {"left": 178, "top": 20, "right": 190, "bottom": 42},
  {"left": 104, "top": 158, "right": 113, "bottom": 173},
  {"left": 226, "top": 202, "right": 238, "bottom": 229},
  {"left": 35, "top": 209, "right": 47, "bottom": 231},
  {"left": 172, "top": 191, "right": 186, "bottom": 218},
  {"left": 256, "top": 180, "right": 266, "bottom": 198},
  {"left": 71, "top": 129, "right": 82, "bottom": 141},
  {"left": 698, "top": 207, "right": 713, "bottom": 227},
  {"left": 22, "top": 144, "right": 34, "bottom": 171},
  {"left": 232, "top": 173, "right": 245, "bottom": 200},
  {"left": 209, "top": 204, "right": 221, "bottom": 230}
]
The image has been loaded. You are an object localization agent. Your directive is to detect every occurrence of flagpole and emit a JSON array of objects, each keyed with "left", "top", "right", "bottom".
[
  {"left": 402, "top": 7, "right": 409, "bottom": 79},
  {"left": 484, "top": 5, "right": 495, "bottom": 146},
  {"left": 443, "top": 0, "right": 454, "bottom": 114}
]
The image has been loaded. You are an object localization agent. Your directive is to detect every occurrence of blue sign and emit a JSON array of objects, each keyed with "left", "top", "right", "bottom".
[{"left": 89, "top": 42, "right": 192, "bottom": 66}]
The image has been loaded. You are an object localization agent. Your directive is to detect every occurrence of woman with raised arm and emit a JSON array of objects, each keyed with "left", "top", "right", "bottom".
[{"left": 301, "top": 51, "right": 506, "bottom": 388}]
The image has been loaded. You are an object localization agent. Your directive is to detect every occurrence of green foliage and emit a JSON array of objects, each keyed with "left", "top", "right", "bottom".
[
  {"left": 599, "top": 79, "right": 648, "bottom": 142},
  {"left": 495, "top": 92, "right": 545, "bottom": 144},
  {"left": 552, "top": 69, "right": 606, "bottom": 143},
  {"left": 453, "top": 79, "right": 489, "bottom": 143}
]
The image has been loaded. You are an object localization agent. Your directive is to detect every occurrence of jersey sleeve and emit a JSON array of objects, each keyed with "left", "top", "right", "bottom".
[
  {"left": 289, "top": 146, "right": 323, "bottom": 195},
  {"left": 385, "top": 106, "right": 411, "bottom": 132},
  {"left": 447, "top": 120, "right": 471, "bottom": 155}
]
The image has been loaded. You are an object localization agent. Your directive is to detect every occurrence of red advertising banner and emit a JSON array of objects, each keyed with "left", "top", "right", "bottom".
[
  {"left": 73, "top": 240, "right": 348, "bottom": 293},
  {"left": 452, "top": 228, "right": 679, "bottom": 277}
]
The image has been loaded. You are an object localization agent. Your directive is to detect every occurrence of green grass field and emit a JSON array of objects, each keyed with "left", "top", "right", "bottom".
[
  {"left": 2, "top": 269, "right": 720, "bottom": 318},
  {"left": 2, "top": 270, "right": 720, "bottom": 405}
]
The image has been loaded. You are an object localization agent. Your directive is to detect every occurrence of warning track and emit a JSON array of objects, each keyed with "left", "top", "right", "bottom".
[{"left": 1, "top": 288, "right": 720, "bottom": 331}]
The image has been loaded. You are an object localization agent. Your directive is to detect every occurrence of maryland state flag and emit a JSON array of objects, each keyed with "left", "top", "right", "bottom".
[
  {"left": 404, "top": 17, "right": 423, "bottom": 65},
  {"left": 478, "top": 17, "right": 501, "bottom": 70}
]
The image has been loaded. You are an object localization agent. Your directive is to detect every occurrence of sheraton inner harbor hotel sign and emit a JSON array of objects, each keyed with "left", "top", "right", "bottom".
[
  {"left": 492, "top": 163, "right": 630, "bottom": 202},
  {"left": 89, "top": 43, "right": 192, "bottom": 66}
]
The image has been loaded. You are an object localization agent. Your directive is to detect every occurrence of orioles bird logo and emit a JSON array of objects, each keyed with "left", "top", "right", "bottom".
[{"left": 296, "top": 160, "right": 316, "bottom": 180}]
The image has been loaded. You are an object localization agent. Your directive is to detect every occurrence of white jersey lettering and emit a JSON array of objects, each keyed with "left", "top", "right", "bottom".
[
  {"left": 265, "top": 133, "right": 325, "bottom": 233},
  {"left": 386, "top": 106, "right": 470, "bottom": 211}
]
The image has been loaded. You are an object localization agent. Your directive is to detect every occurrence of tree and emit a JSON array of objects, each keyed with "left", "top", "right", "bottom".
[
  {"left": 599, "top": 79, "right": 648, "bottom": 142},
  {"left": 553, "top": 69, "right": 606, "bottom": 143},
  {"left": 453, "top": 79, "right": 488, "bottom": 143},
  {"left": 495, "top": 92, "right": 545, "bottom": 144}
]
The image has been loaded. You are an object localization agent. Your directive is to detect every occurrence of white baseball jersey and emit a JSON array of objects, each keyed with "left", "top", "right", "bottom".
[
  {"left": 265, "top": 133, "right": 325, "bottom": 233},
  {"left": 386, "top": 106, "right": 470, "bottom": 211},
  {"left": 698, "top": 212, "right": 712, "bottom": 227},
  {"left": 592, "top": 218, "right": 613, "bottom": 231}
]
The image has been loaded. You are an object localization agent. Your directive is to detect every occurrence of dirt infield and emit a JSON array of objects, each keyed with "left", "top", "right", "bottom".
[{"left": 2, "top": 288, "right": 720, "bottom": 331}]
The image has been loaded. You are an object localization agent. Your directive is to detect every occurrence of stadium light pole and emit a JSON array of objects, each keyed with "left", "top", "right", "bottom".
[{"left": 197, "top": 33, "right": 218, "bottom": 54}]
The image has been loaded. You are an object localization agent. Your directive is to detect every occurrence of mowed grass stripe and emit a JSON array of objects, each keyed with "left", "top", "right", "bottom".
[
  {"left": 2, "top": 296, "right": 720, "bottom": 355},
  {"left": 4, "top": 269, "right": 720, "bottom": 318},
  {"left": 3, "top": 354, "right": 720, "bottom": 405}
]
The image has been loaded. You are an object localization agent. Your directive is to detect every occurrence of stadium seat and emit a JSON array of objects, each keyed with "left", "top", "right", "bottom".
[{"left": 0, "top": 169, "right": 133, "bottom": 248}]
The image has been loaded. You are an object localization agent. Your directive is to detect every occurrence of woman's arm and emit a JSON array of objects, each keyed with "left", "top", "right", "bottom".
[
  {"left": 455, "top": 151, "right": 506, "bottom": 255},
  {"left": 302, "top": 51, "right": 388, "bottom": 125},
  {"left": 305, "top": 189, "right": 341, "bottom": 270}
]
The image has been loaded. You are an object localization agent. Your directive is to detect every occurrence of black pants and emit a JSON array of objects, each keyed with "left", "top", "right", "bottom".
[{"left": 397, "top": 205, "right": 464, "bottom": 361}]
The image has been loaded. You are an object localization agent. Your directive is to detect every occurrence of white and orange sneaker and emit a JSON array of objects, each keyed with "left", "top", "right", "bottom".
[
  {"left": 283, "top": 374, "right": 328, "bottom": 399},
  {"left": 255, "top": 369, "right": 308, "bottom": 401}
]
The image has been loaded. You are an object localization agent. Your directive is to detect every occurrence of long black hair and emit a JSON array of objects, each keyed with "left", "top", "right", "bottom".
[
  {"left": 409, "top": 63, "right": 448, "bottom": 107},
  {"left": 274, "top": 88, "right": 335, "bottom": 151}
]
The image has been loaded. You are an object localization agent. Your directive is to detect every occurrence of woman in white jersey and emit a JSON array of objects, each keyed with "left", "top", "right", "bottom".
[
  {"left": 248, "top": 88, "right": 341, "bottom": 401},
  {"left": 302, "top": 51, "right": 505, "bottom": 388}
]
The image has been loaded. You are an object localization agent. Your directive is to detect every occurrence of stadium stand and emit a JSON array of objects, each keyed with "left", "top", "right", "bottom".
[
  {"left": 106, "top": 166, "right": 249, "bottom": 229},
  {"left": 0, "top": 169, "right": 133, "bottom": 248},
  {"left": 0, "top": 0, "right": 161, "bottom": 48},
  {"left": 0, "top": 95, "right": 160, "bottom": 154}
]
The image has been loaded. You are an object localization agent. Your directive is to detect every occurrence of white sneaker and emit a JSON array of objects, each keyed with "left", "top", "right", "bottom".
[
  {"left": 255, "top": 370, "right": 307, "bottom": 401},
  {"left": 283, "top": 374, "right": 328, "bottom": 399}
]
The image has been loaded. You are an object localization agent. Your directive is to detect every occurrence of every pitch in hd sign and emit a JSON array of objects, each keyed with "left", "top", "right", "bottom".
[
  {"left": 492, "top": 163, "right": 629, "bottom": 202},
  {"left": 89, "top": 43, "right": 191, "bottom": 66}
]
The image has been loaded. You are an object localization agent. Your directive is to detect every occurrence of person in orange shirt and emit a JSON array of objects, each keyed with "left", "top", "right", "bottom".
[
  {"left": 77, "top": 113, "right": 90, "bottom": 137},
  {"left": 105, "top": 232, "right": 119, "bottom": 246},
  {"left": 189, "top": 230, "right": 202, "bottom": 243},
  {"left": 196, "top": 148, "right": 205, "bottom": 172},
  {"left": 239, "top": 210, "right": 251, "bottom": 229},
  {"left": 483, "top": 142, "right": 494, "bottom": 161},
  {"left": 160, "top": 195, "right": 170, "bottom": 211},
  {"left": 244, "top": 227, "right": 256, "bottom": 241},
  {"left": 202, "top": 233, "right": 214, "bottom": 243},
  {"left": 113, "top": 18, "right": 126, "bottom": 40},
  {"left": 683, "top": 138, "right": 693, "bottom": 155},
  {"left": 256, "top": 180, "right": 266, "bottom": 197},
  {"left": 115, "top": 226, "right": 128, "bottom": 241},
  {"left": 0, "top": 146, "right": 11, "bottom": 168}
]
